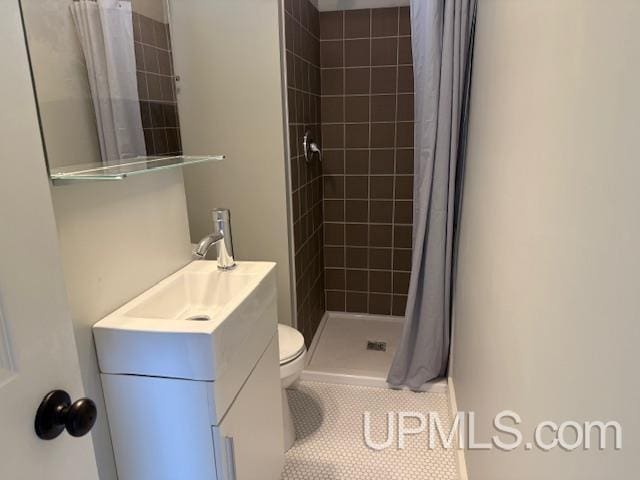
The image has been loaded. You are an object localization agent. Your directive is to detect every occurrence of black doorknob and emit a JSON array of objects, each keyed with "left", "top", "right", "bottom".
[{"left": 34, "top": 390, "right": 97, "bottom": 440}]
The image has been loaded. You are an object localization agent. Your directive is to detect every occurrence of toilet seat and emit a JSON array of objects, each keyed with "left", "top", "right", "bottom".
[{"left": 278, "top": 324, "right": 305, "bottom": 365}]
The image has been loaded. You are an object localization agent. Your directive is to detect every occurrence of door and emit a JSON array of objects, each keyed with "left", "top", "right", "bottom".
[{"left": 0, "top": 1, "right": 99, "bottom": 479}]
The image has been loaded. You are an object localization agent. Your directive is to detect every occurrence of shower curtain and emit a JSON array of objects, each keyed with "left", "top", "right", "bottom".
[
  {"left": 387, "top": 0, "right": 477, "bottom": 389},
  {"left": 71, "top": 0, "right": 146, "bottom": 163}
]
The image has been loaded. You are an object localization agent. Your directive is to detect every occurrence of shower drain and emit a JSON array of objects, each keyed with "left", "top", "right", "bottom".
[{"left": 366, "top": 341, "right": 387, "bottom": 352}]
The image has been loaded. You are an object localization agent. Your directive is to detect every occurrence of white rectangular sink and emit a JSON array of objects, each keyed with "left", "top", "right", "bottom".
[{"left": 93, "top": 261, "right": 278, "bottom": 382}]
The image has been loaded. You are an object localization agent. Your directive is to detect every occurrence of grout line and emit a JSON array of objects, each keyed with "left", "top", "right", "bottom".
[
  {"left": 323, "top": 247, "right": 412, "bottom": 254},
  {"left": 366, "top": 8, "right": 373, "bottom": 313},
  {"left": 284, "top": 9, "right": 321, "bottom": 43},
  {"left": 135, "top": 42, "right": 172, "bottom": 56},
  {"left": 320, "top": 173, "right": 413, "bottom": 179},
  {"left": 319, "top": 35, "right": 412, "bottom": 42},
  {"left": 390, "top": 7, "right": 402, "bottom": 312},
  {"left": 325, "top": 288, "right": 409, "bottom": 296},
  {"left": 341, "top": 10, "right": 348, "bottom": 310},
  {"left": 325, "top": 267, "right": 413, "bottom": 274},
  {"left": 325, "top": 195, "right": 410, "bottom": 201},
  {"left": 323, "top": 219, "right": 412, "bottom": 226},
  {"left": 319, "top": 146, "right": 413, "bottom": 151},
  {"left": 318, "top": 92, "right": 413, "bottom": 98},
  {"left": 287, "top": 51, "right": 322, "bottom": 79},
  {"left": 320, "top": 64, "right": 413, "bottom": 70},
  {"left": 322, "top": 120, "right": 412, "bottom": 126}
]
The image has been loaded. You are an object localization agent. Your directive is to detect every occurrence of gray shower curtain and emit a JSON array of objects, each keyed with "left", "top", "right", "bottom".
[{"left": 387, "top": 0, "right": 477, "bottom": 389}]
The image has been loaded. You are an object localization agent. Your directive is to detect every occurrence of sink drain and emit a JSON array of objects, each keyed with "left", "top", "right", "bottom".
[{"left": 186, "top": 314, "right": 211, "bottom": 321}]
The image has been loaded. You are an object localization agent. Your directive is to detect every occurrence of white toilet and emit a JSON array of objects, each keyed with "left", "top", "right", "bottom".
[{"left": 277, "top": 323, "right": 306, "bottom": 451}]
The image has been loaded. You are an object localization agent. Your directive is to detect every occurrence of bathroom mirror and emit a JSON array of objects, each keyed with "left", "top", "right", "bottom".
[{"left": 20, "top": 0, "right": 186, "bottom": 176}]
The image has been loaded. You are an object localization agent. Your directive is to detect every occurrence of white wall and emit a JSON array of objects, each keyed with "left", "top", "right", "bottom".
[
  {"left": 51, "top": 172, "right": 192, "bottom": 479},
  {"left": 169, "top": 0, "right": 295, "bottom": 326},
  {"left": 451, "top": 1, "right": 640, "bottom": 478}
]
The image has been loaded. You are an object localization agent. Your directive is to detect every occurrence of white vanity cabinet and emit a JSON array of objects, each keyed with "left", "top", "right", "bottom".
[
  {"left": 101, "top": 337, "right": 283, "bottom": 480},
  {"left": 93, "top": 262, "right": 285, "bottom": 480}
]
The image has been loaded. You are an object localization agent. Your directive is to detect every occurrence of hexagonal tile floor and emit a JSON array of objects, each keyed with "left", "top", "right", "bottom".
[{"left": 282, "top": 381, "right": 459, "bottom": 480}]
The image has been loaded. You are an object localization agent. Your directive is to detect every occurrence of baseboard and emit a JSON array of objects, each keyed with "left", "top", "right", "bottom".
[{"left": 448, "top": 377, "right": 469, "bottom": 480}]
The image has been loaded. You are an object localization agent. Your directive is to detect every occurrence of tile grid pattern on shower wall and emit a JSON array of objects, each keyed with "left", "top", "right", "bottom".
[
  {"left": 319, "top": 7, "right": 414, "bottom": 316},
  {"left": 284, "top": 0, "right": 326, "bottom": 345},
  {"left": 132, "top": 11, "right": 182, "bottom": 156}
]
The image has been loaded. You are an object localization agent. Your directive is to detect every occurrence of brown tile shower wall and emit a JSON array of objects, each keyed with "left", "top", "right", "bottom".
[
  {"left": 132, "top": 11, "right": 182, "bottom": 156},
  {"left": 319, "top": 7, "right": 414, "bottom": 316},
  {"left": 284, "top": 0, "right": 326, "bottom": 345}
]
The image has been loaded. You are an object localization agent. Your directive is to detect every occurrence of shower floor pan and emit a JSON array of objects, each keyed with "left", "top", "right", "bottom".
[{"left": 301, "top": 312, "right": 447, "bottom": 393}]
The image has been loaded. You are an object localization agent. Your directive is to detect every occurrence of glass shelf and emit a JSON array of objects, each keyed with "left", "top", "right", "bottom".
[{"left": 49, "top": 155, "right": 225, "bottom": 184}]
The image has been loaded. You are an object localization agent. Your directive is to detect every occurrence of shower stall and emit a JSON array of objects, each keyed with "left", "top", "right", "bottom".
[{"left": 283, "top": 2, "right": 442, "bottom": 390}]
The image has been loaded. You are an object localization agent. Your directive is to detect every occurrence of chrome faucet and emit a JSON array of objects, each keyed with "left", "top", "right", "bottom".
[{"left": 194, "top": 208, "right": 236, "bottom": 270}]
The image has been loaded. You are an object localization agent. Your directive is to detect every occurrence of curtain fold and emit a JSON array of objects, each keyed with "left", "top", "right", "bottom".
[
  {"left": 387, "top": 0, "right": 477, "bottom": 389},
  {"left": 70, "top": 0, "right": 145, "bottom": 163}
]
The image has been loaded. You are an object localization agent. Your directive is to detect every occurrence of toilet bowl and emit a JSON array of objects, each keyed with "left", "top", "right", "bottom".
[{"left": 278, "top": 324, "right": 306, "bottom": 451}]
